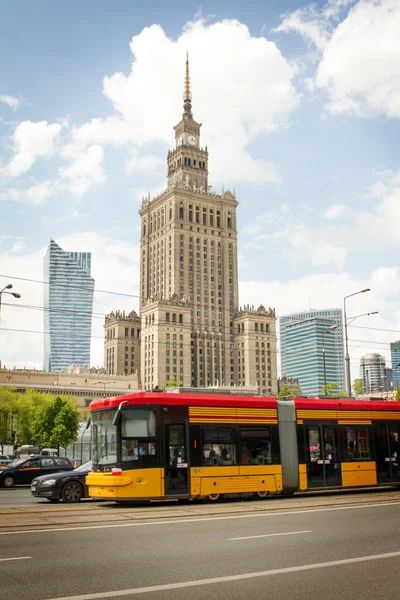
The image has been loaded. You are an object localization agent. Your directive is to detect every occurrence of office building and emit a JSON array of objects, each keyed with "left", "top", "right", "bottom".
[
  {"left": 44, "top": 239, "right": 94, "bottom": 372},
  {"left": 138, "top": 54, "right": 277, "bottom": 392},
  {"left": 280, "top": 309, "right": 345, "bottom": 396},
  {"left": 391, "top": 341, "right": 400, "bottom": 390},
  {"left": 360, "top": 353, "right": 392, "bottom": 394}
]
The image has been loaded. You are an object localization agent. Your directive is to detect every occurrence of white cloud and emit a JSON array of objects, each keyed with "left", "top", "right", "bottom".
[
  {"left": 125, "top": 151, "right": 165, "bottom": 175},
  {"left": 242, "top": 166, "right": 400, "bottom": 268},
  {"left": 0, "top": 95, "right": 20, "bottom": 110},
  {"left": 1, "top": 120, "right": 62, "bottom": 177},
  {"left": 58, "top": 144, "right": 106, "bottom": 197},
  {"left": 323, "top": 203, "right": 351, "bottom": 219},
  {"left": 69, "top": 19, "right": 299, "bottom": 186},
  {"left": 0, "top": 180, "right": 61, "bottom": 206},
  {"left": 275, "top": 0, "right": 400, "bottom": 120}
]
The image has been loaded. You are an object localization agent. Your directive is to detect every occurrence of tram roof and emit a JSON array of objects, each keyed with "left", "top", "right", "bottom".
[{"left": 89, "top": 391, "right": 400, "bottom": 413}]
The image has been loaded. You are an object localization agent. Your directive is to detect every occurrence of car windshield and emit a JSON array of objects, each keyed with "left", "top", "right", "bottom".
[
  {"left": 4, "top": 458, "right": 27, "bottom": 468},
  {"left": 92, "top": 410, "right": 117, "bottom": 471},
  {"left": 74, "top": 461, "right": 92, "bottom": 472}
]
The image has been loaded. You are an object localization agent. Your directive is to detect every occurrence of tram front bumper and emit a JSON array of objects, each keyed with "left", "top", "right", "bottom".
[{"left": 86, "top": 472, "right": 132, "bottom": 499}]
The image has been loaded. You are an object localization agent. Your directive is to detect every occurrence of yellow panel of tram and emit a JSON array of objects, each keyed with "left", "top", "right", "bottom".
[
  {"left": 87, "top": 468, "right": 163, "bottom": 499},
  {"left": 298, "top": 464, "right": 308, "bottom": 490},
  {"left": 341, "top": 462, "right": 377, "bottom": 487}
]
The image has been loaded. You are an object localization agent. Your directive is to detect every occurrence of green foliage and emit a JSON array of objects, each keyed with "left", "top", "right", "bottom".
[
  {"left": 321, "top": 382, "right": 347, "bottom": 398},
  {"left": 278, "top": 385, "right": 298, "bottom": 398},
  {"left": 31, "top": 396, "right": 80, "bottom": 448},
  {"left": 0, "top": 388, "right": 82, "bottom": 447},
  {"left": 395, "top": 387, "right": 400, "bottom": 402},
  {"left": 163, "top": 377, "right": 182, "bottom": 390},
  {"left": 352, "top": 379, "right": 364, "bottom": 396}
]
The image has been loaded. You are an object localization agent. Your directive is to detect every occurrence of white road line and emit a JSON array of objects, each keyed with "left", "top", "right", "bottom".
[
  {"left": 1, "top": 500, "right": 400, "bottom": 536},
  {"left": 45, "top": 550, "right": 400, "bottom": 600},
  {"left": 228, "top": 530, "right": 312, "bottom": 541},
  {"left": 0, "top": 556, "right": 31, "bottom": 562}
]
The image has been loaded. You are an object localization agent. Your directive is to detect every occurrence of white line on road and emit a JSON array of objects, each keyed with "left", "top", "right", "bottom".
[
  {"left": 1, "top": 501, "right": 400, "bottom": 536},
  {"left": 0, "top": 556, "right": 31, "bottom": 562},
  {"left": 228, "top": 530, "right": 312, "bottom": 541},
  {"left": 45, "top": 550, "right": 400, "bottom": 600}
]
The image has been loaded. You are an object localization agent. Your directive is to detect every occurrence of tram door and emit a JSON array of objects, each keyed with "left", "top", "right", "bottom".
[
  {"left": 164, "top": 420, "right": 189, "bottom": 496},
  {"left": 306, "top": 425, "right": 341, "bottom": 488},
  {"left": 375, "top": 424, "right": 400, "bottom": 484}
]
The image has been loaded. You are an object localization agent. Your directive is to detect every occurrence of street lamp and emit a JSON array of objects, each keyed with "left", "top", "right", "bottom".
[
  {"left": 0, "top": 283, "right": 21, "bottom": 320},
  {"left": 94, "top": 381, "right": 116, "bottom": 398},
  {"left": 322, "top": 325, "right": 337, "bottom": 393},
  {"left": 343, "top": 288, "right": 372, "bottom": 397}
]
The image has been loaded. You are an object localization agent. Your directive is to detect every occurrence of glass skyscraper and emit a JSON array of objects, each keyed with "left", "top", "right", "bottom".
[
  {"left": 43, "top": 239, "right": 95, "bottom": 372},
  {"left": 280, "top": 309, "right": 345, "bottom": 396},
  {"left": 390, "top": 341, "right": 400, "bottom": 390}
]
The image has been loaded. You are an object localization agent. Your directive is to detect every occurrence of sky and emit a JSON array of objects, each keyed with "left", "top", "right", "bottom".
[{"left": 0, "top": 0, "right": 399, "bottom": 384}]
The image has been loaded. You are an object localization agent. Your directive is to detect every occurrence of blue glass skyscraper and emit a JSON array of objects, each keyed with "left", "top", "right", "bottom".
[
  {"left": 391, "top": 341, "right": 400, "bottom": 390},
  {"left": 280, "top": 309, "right": 345, "bottom": 396},
  {"left": 43, "top": 239, "right": 95, "bottom": 372}
]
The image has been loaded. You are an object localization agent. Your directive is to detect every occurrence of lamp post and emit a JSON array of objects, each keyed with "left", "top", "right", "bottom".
[
  {"left": 343, "top": 289, "right": 371, "bottom": 397},
  {"left": 0, "top": 283, "right": 21, "bottom": 321},
  {"left": 94, "top": 381, "right": 116, "bottom": 398},
  {"left": 322, "top": 325, "right": 337, "bottom": 394}
]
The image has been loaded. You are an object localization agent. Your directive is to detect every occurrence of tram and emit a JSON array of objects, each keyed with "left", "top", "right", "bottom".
[{"left": 86, "top": 391, "right": 400, "bottom": 502}]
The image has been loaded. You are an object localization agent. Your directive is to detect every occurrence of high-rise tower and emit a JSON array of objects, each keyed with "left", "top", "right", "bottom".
[
  {"left": 139, "top": 55, "right": 277, "bottom": 392},
  {"left": 44, "top": 239, "right": 94, "bottom": 372}
]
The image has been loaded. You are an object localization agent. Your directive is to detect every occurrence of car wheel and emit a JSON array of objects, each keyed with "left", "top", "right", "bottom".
[
  {"left": 61, "top": 481, "right": 83, "bottom": 503},
  {"left": 3, "top": 475, "right": 15, "bottom": 488}
]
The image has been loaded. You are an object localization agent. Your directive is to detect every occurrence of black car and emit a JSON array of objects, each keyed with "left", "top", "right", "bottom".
[
  {"left": 0, "top": 456, "right": 75, "bottom": 488},
  {"left": 31, "top": 460, "right": 92, "bottom": 503}
]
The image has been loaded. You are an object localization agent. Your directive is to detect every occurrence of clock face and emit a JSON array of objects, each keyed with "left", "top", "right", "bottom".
[
  {"left": 177, "top": 137, "right": 183, "bottom": 146},
  {"left": 187, "top": 135, "right": 197, "bottom": 146}
]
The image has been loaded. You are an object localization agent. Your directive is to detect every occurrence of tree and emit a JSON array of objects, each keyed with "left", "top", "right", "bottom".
[
  {"left": 31, "top": 396, "right": 80, "bottom": 449},
  {"left": 278, "top": 385, "right": 298, "bottom": 398},
  {"left": 352, "top": 379, "right": 364, "bottom": 396},
  {"left": 321, "top": 382, "right": 347, "bottom": 398},
  {"left": 164, "top": 377, "right": 182, "bottom": 390},
  {"left": 395, "top": 387, "right": 400, "bottom": 402}
]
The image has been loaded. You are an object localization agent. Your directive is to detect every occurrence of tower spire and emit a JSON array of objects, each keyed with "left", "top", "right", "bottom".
[{"left": 183, "top": 51, "right": 192, "bottom": 117}]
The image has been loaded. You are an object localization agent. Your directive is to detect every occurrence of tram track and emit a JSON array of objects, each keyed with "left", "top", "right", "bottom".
[{"left": 0, "top": 487, "right": 399, "bottom": 532}]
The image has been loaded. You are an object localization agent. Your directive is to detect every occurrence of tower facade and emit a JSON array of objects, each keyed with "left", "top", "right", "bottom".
[
  {"left": 139, "top": 55, "right": 277, "bottom": 393},
  {"left": 104, "top": 310, "right": 141, "bottom": 376},
  {"left": 391, "top": 341, "right": 400, "bottom": 390},
  {"left": 43, "top": 239, "right": 94, "bottom": 372}
]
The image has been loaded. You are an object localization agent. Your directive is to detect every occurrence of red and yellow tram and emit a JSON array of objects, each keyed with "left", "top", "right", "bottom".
[{"left": 86, "top": 392, "right": 400, "bottom": 502}]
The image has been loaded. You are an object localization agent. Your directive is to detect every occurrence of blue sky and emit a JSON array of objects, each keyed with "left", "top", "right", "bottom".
[{"left": 1, "top": 0, "right": 399, "bottom": 378}]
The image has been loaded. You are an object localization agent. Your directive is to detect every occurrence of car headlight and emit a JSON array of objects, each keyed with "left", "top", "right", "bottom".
[{"left": 41, "top": 479, "right": 57, "bottom": 486}]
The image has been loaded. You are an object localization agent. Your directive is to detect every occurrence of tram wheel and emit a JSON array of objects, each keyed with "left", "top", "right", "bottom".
[
  {"left": 253, "top": 491, "right": 269, "bottom": 499},
  {"left": 206, "top": 493, "right": 220, "bottom": 502}
]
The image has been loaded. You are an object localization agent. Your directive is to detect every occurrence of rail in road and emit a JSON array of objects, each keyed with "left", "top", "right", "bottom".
[{"left": 0, "top": 488, "right": 399, "bottom": 532}]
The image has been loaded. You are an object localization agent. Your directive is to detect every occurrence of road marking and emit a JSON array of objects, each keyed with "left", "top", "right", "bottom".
[
  {"left": 228, "top": 530, "right": 312, "bottom": 541},
  {"left": 46, "top": 550, "right": 400, "bottom": 600},
  {"left": 1, "top": 500, "right": 400, "bottom": 536},
  {"left": 0, "top": 556, "right": 31, "bottom": 562}
]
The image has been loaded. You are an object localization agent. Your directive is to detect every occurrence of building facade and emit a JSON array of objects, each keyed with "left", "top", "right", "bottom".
[
  {"left": 44, "top": 239, "right": 95, "bottom": 372},
  {"left": 104, "top": 310, "right": 141, "bottom": 376},
  {"left": 359, "top": 353, "right": 392, "bottom": 394},
  {"left": 138, "top": 55, "right": 277, "bottom": 393},
  {"left": 391, "top": 341, "right": 400, "bottom": 390},
  {"left": 280, "top": 309, "right": 345, "bottom": 397}
]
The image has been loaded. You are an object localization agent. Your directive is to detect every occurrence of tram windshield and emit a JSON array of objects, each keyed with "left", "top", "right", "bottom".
[{"left": 92, "top": 410, "right": 117, "bottom": 471}]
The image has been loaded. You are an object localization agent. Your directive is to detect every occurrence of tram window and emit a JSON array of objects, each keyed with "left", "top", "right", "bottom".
[
  {"left": 121, "top": 440, "right": 157, "bottom": 463},
  {"left": 122, "top": 408, "right": 156, "bottom": 437},
  {"left": 240, "top": 428, "right": 276, "bottom": 465},
  {"left": 202, "top": 427, "right": 236, "bottom": 465},
  {"left": 343, "top": 427, "right": 370, "bottom": 460}
]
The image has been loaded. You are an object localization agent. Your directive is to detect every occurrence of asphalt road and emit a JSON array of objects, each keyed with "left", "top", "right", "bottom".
[{"left": 1, "top": 491, "right": 400, "bottom": 600}]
